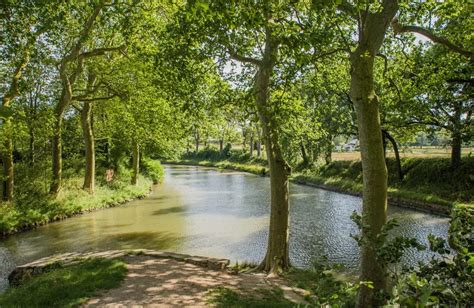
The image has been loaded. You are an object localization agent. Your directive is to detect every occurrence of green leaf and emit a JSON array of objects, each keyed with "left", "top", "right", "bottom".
[{"left": 0, "top": 106, "right": 14, "bottom": 120}]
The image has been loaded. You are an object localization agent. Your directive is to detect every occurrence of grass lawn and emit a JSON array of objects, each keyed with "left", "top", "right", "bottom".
[{"left": 0, "top": 258, "right": 127, "bottom": 307}]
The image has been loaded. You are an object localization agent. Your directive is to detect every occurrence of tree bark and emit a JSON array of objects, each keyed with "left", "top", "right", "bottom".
[
  {"left": 256, "top": 129, "right": 262, "bottom": 157},
  {"left": 324, "top": 135, "right": 333, "bottom": 165},
  {"left": 219, "top": 139, "right": 224, "bottom": 154},
  {"left": 255, "top": 30, "right": 291, "bottom": 276},
  {"left": 131, "top": 140, "right": 139, "bottom": 185},
  {"left": 105, "top": 137, "right": 111, "bottom": 166},
  {"left": 451, "top": 104, "right": 462, "bottom": 169},
  {"left": 348, "top": 1, "right": 399, "bottom": 306},
  {"left": 81, "top": 101, "right": 95, "bottom": 194},
  {"left": 1, "top": 117, "right": 14, "bottom": 202},
  {"left": 27, "top": 84, "right": 39, "bottom": 166},
  {"left": 194, "top": 130, "right": 200, "bottom": 153},
  {"left": 250, "top": 133, "right": 254, "bottom": 156},
  {"left": 300, "top": 142, "right": 309, "bottom": 166},
  {"left": 352, "top": 53, "right": 388, "bottom": 307},
  {"left": 28, "top": 124, "right": 35, "bottom": 166},
  {"left": 451, "top": 130, "right": 462, "bottom": 170},
  {"left": 383, "top": 129, "right": 403, "bottom": 181},
  {"left": 50, "top": 91, "right": 69, "bottom": 195}
]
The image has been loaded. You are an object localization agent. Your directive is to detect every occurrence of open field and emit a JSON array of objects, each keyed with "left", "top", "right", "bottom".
[{"left": 332, "top": 147, "right": 474, "bottom": 161}]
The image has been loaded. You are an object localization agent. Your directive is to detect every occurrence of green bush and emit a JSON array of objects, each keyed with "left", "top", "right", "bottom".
[
  {"left": 286, "top": 259, "right": 358, "bottom": 307},
  {"left": 390, "top": 206, "right": 474, "bottom": 306},
  {"left": 142, "top": 159, "right": 165, "bottom": 184}
]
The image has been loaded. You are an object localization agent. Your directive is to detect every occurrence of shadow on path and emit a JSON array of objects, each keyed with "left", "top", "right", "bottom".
[{"left": 85, "top": 256, "right": 305, "bottom": 307}]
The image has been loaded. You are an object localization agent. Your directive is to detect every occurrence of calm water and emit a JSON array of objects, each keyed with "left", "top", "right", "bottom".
[{"left": 0, "top": 165, "right": 449, "bottom": 291}]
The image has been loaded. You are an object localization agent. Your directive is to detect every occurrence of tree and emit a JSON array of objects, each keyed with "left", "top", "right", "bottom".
[
  {"left": 49, "top": 0, "right": 125, "bottom": 194},
  {"left": 390, "top": 2, "right": 473, "bottom": 169},
  {"left": 335, "top": 1, "right": 399, "bottom": 306},
  {"left": 0, "top": 0, "right": 53, "bottom": 201},
  {"left": 179, "top": 1, "right": 295, "bottom": 274}
]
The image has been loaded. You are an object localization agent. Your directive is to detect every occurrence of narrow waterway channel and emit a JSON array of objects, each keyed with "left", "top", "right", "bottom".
[{"left": 0, "top": 164, "right": 449, "bottom": 291}]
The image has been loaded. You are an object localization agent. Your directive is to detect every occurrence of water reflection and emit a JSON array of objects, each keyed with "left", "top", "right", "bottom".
[{"left": 0, "top": 164, "right": 449, "bottom": 292}]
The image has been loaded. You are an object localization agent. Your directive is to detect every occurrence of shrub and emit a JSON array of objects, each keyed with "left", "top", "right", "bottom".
[
  {"left": 390, "top": 206, "right": 474, "bottom": 306},
  {"left": 142, "top": 159, "right": 165, "bottom": 184}
]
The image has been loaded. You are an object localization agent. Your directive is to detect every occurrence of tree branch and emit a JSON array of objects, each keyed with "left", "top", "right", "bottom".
[
  {"left": 79, "top": 45, "right": 126, "bottom": 58},
  {"left": 392, "top": 18, "right": 474, "bottom": 60},
  {"left": 3, "top": 52, "right": 29, "bottom": 105},
  {"left": 73, "top": 94, "right": 118, "bottom": 102},
  {"left": 62, "top": 0, "right": 107, "bottom": 64},
  {"left": 227, "top": 48, "right": 262, "bottom": 65}
]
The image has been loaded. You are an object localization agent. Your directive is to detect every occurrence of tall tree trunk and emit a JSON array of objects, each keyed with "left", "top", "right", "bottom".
[
  {"left": 256, "top": 129, "right": 262, "bottom": 157},
  {"left": 81, "top": 101, "right": 95, "bottom": 194},
  {"left": 451, "top": 104, "right": 462, "bottom": 169},
  {"left": 383, "top": 129, "right": 403, "bottom": 181},
  {"left": 300, "top": 142, "right": 309, "bottom": 166},
  {"left": 1, "top": 116, "right": 14, "bottom": 202},
  {"left": 250, "top": 133, "right": 254, "bottom": 156},
  {"left": 349, "top": 2, "right": 398, "bottom": 306},
  {"left": 28, "top": 126, "right": 35, "bottom": 166},
  {"left": 324, "top": 135, "right": 332, "bottom": 165},
  {"left": 49, "top": 0, "right": 105, "bottom": 195},
  {"left": 255, "top": 30, "right": 291, "bottom": 276},
  {"left": 352, "top": 53, "right": 388, "bottom": 308},
  {"left": 219, "top": 139, "right": 224, "bottom": 154},
  {"left": 105, "top": 137, "right": 111, "bottom": 166},
  {"left": 194, "top": 131, "right": 200, "bottom": 153},
  {"left": 28, "top": 94, "right": 37, "bottom": 166},
  {"left": 131, "top": 140, "right": 139, "bottom": 185},
  {"left": 451, "top": 131, "right": 462, "bottom": 170},
  {"left": 50, "top": 91, "right": 69, "bottom": 195}
]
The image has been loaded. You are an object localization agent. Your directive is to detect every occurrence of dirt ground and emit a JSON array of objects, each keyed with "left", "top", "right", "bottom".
[{"left": 84, "top": 256, "right": 305, "bottom": 307}]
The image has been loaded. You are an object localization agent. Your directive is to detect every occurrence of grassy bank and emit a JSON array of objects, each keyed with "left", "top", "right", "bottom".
[
  {"left": 0, "top": 258, "right": 127, "bottom": 307},
  {"left": 0, "top": 159, "right": 166, "bottom": 236},
  {"left": 0, "top": 175, "right": 152, "bottom": 236},
  {"left": 294, "top": 157, "right": 473, "bottom": 208},
  {"left": 167, "top": 150, "right": 473, "bottom": 210}
]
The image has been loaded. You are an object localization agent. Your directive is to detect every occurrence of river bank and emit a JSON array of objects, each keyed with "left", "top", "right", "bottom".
[
  {"left": 163, "top": 158, "right": 473, "bottom": 216},
  {"left": 0, "top": 175, "right": 153, "bottom": 237}
]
